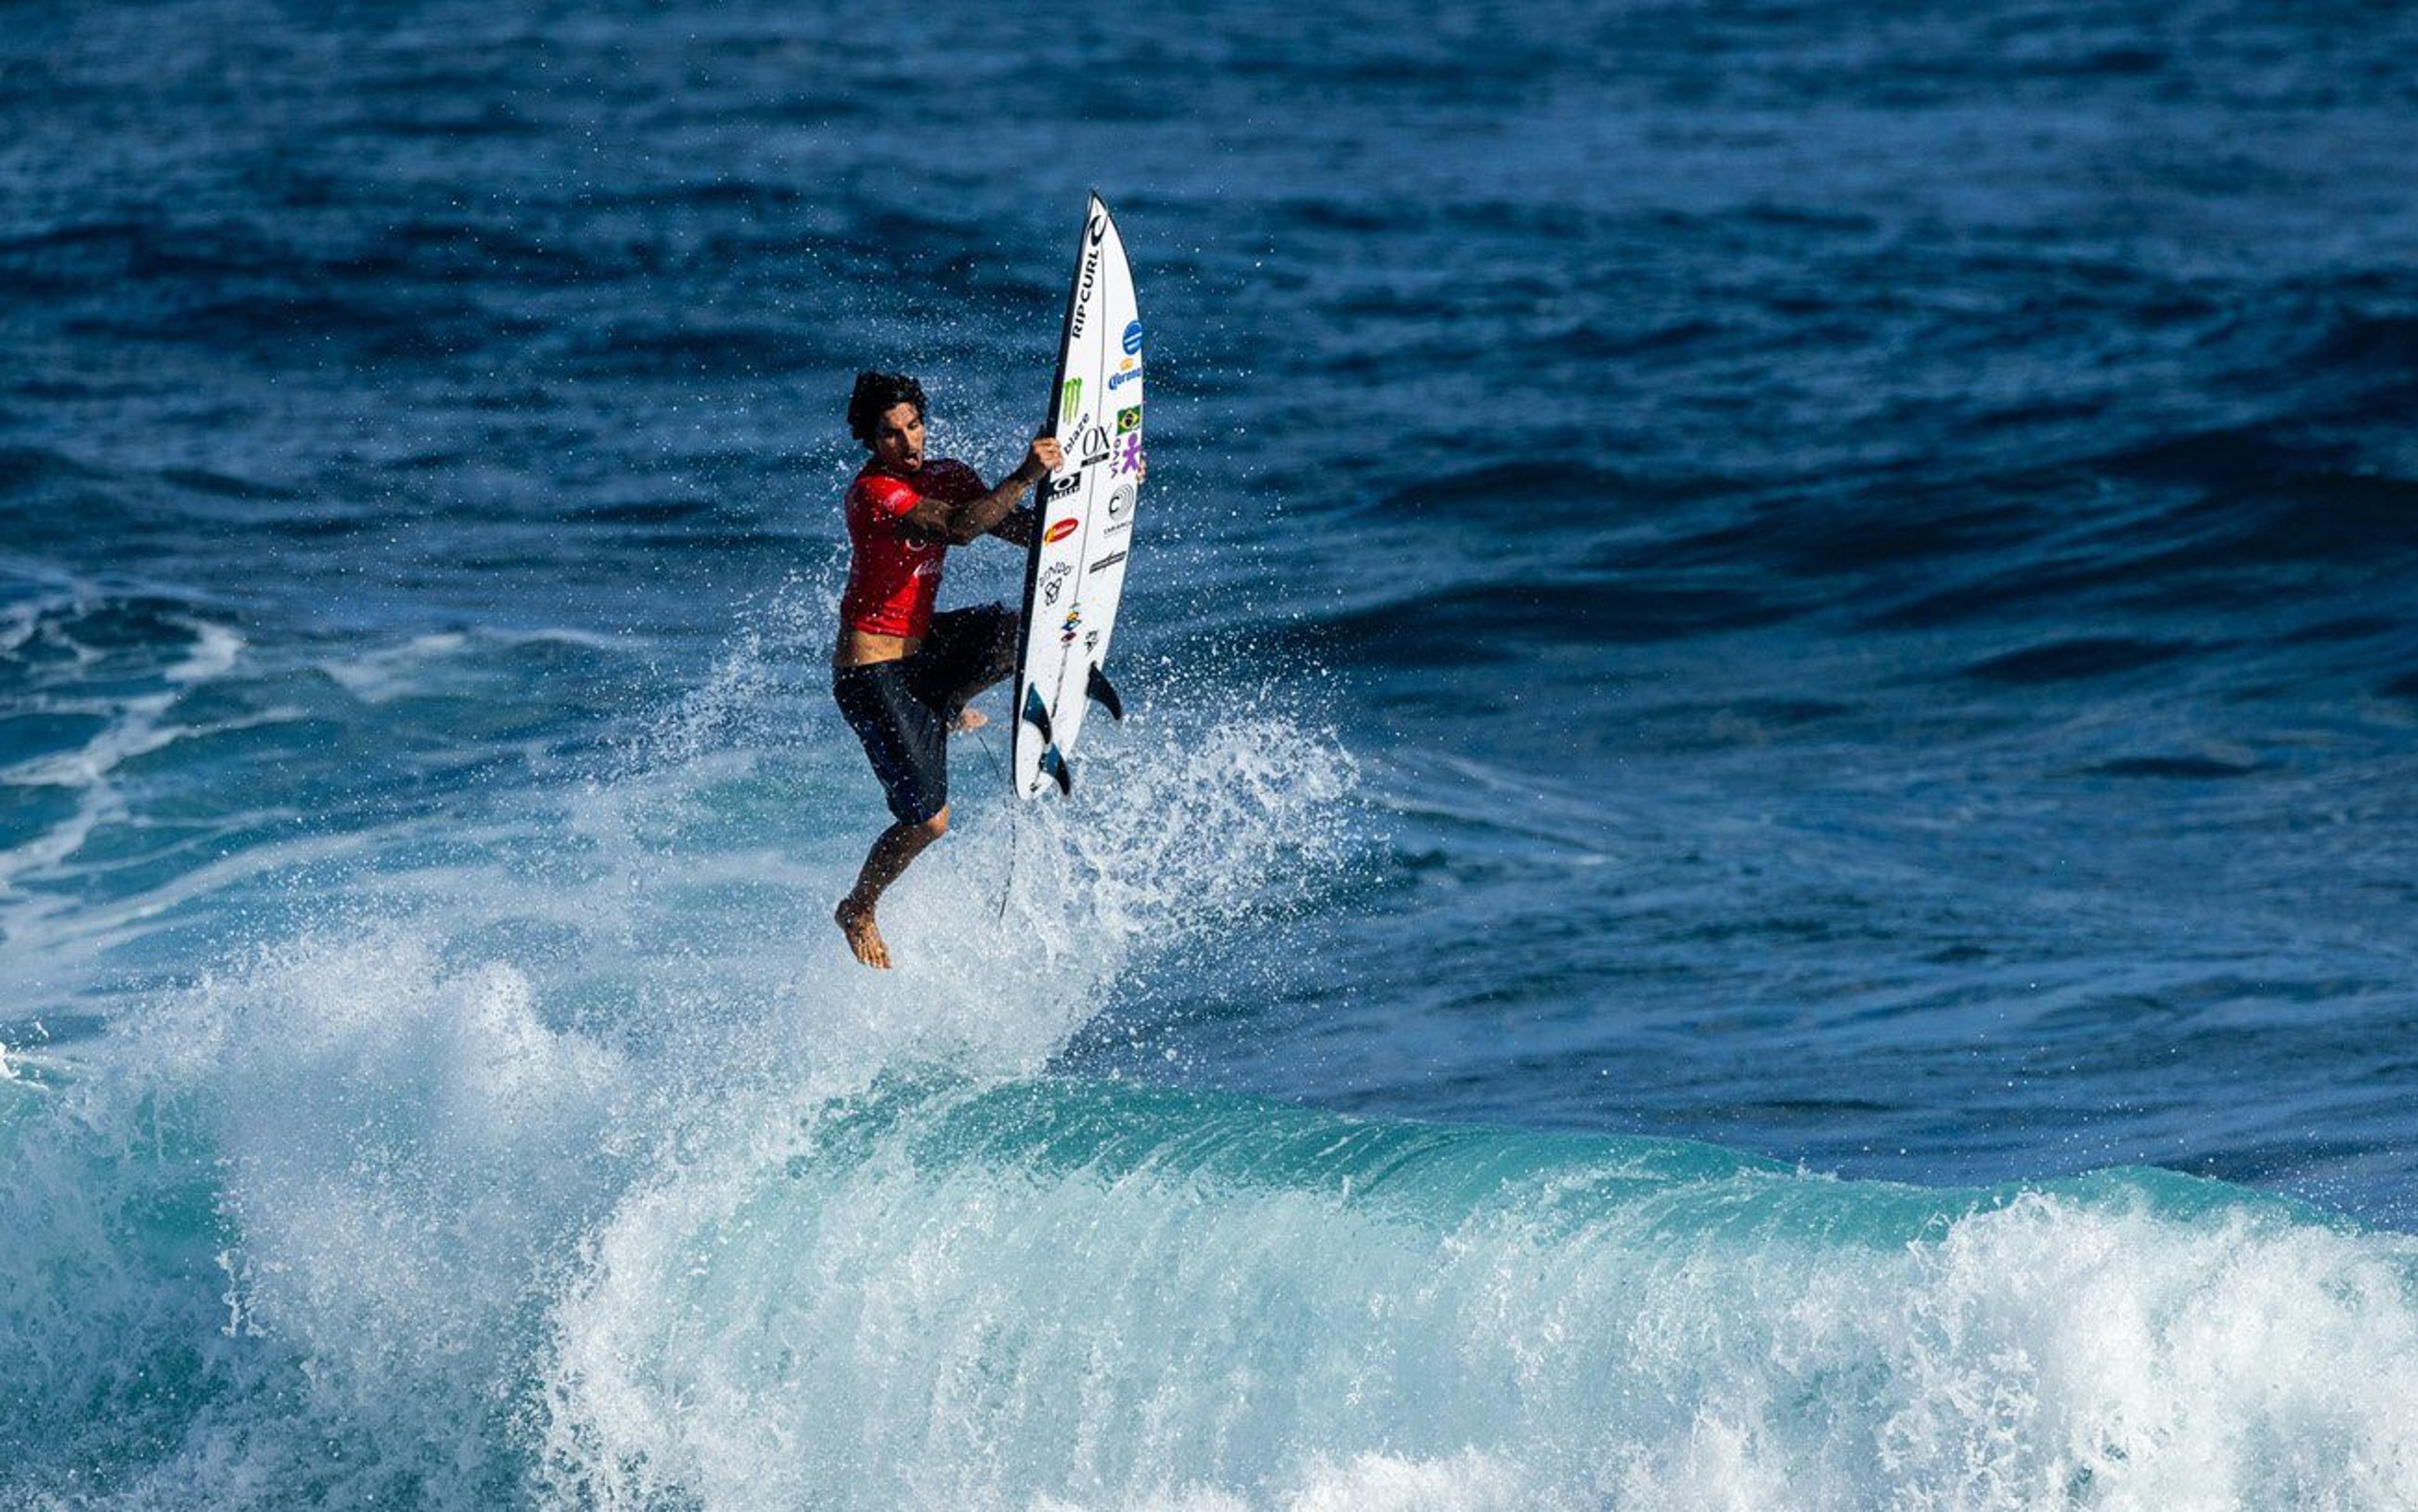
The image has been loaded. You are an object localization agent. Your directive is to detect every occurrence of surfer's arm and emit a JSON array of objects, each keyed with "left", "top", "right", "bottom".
[
  {"left": 989, "top": 507, "right": 1038, "bottom": 547},
  {"left": 900, "top": 436, "right": 1063, "bottom": 545}
]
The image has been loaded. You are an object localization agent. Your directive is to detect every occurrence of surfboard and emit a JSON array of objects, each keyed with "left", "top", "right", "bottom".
[{"left": 1011, "top": 193, "right": 1144, "bottom": 799}]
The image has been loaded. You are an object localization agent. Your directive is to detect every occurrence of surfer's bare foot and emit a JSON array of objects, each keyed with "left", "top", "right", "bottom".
[
  {"left": 834, "top": 894, "right": 890, "bottom": 969},
  {"left": 951, "top": 707, "right": 988, "bottom": 734}
]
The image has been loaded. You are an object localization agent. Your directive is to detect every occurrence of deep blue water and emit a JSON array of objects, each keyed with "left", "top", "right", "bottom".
[{"left": 6, "top": 2, "right": 2418, "bottom": 1506}]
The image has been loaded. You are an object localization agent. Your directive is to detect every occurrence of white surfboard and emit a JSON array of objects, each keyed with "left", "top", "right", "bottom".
[{"left": 1011, "top": 193, "right": 1144, "bottom": 799}]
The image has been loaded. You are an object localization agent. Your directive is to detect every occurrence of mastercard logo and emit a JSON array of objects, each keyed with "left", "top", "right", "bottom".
[{"left": 1045, "top": 517, "right": 1079, "bottom": 543}]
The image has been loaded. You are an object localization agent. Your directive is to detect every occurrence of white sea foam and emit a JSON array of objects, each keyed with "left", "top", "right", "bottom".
[
  {"left": 166, "top": 617, "right": 246, "bottom": 683},
  {"left": 317, "top": 625, "right": 649, "bottom": 707},
  {"left": 536, "top": 1113, "right": 2418, "bottom": 1512},
  {"left": 1026, "top": 1450, "right": 1533, "bottom": 1511},
  {"left": 0, "top": 612, "right": 249, "bottom": 911},
  {"left": 317, "top": 632, "right": 472, "bottom": 702}
]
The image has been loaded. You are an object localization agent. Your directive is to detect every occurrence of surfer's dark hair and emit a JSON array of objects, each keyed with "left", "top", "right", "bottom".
[{"left": 847, "top": 370, "right": 926, "bottom": 445}]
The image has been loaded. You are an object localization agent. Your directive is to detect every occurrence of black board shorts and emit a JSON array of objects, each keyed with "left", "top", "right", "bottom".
[{"left": 832, "top": 604, "right": 1018, "bottom": 825}]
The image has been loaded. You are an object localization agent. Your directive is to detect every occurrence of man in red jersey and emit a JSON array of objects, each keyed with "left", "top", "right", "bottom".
[{"left": 830, "top": 370, "right": 1060, "bottom": 969}]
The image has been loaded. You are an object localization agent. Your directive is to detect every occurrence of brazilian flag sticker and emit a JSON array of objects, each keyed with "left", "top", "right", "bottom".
[{"left": 1115, "top": 405, "right": 1142, "bottom": 435}]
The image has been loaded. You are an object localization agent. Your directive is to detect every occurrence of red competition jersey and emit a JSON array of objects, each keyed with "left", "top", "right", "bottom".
[{"left": 839, "top": 458, "right": 986, "bottom": 639}]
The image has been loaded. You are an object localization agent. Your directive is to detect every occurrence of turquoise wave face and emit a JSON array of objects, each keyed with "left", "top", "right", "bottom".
[
  {"left": 10, "top": 1059, "right": 2417, "bottom": 1510},
  {"left": 552, "top": 1076, "right": 2418, "bottom": 1511}
]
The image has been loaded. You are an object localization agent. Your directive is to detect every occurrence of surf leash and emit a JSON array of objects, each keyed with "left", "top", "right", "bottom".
[{"left": 968, "top": 718, "right": 1017, "bottom": 921}]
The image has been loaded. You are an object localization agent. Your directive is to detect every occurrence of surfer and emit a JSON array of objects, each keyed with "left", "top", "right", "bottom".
[{"left": 830, "top": 370, "right": 1059, "bottom": 969}]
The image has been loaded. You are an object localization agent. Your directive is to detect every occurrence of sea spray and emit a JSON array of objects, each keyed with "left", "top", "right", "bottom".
[{"left": 2, "top": 654, "right": 1365, "bottom": 1506}]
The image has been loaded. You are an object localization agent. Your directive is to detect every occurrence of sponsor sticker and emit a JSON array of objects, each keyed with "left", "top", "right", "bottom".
[
  {"left": 1069, "top": 213, "right": 1108, "bottom": 339},
  {"left": 1046, "top": 474, "right": 1081, "bottom": 501},
  {"left": 1114, "top": 433, "right": 1144, "bottom": 476},
  {"left": 1060, "top": 378, "right": 1081, "bottom": 423},
  {"left": 1106, "top": 483, "right": 1135, "bottom": 520},
  {"left": 1115, "top": 406, "right": 1142, "bottom": 436},
  {"left": 1108, "top": 361, "right": 1144, "bottom": 392},
  {"left": 1086, "top": 549, "right": 1128, "bottom": 575},
  {"left": 1059, "top": 606, "right": 1082, "bottom": 645},
  {"left": 1040, "top": 562, "right": 1072, "bottom": 606},
  {"left": 1045, "top": 516, "right": 1079, "bottom": 543},
  {"left": 1069, "top": 418, "right": 1112, "bottom": 467},
  {"left": 1122, "top": 320, "right": 1144, "bottom": 356}
]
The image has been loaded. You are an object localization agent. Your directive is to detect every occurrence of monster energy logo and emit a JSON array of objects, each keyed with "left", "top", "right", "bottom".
[{"left": 1060, "top": 378, "right": 1081, "bottom": 423}]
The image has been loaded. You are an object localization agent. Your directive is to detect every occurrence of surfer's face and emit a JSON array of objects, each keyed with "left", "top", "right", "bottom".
[{"left": 870, "top": 402, "right": 925, "bottom": 474}]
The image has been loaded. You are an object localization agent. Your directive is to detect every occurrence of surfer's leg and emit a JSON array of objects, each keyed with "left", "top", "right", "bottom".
[
  {"left": 831, "top": 664, "right": 952, "bottom": 967},
  {"left": 835, "top": 807, "right": 948, "bottom": 970},
  {"left": 913, "top": 605, "right": 1020, "bottom": 720}
]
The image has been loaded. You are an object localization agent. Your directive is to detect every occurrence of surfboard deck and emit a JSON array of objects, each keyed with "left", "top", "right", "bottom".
[{"left": 1011, "top": 193, "right": 1144, "bottom": 799}]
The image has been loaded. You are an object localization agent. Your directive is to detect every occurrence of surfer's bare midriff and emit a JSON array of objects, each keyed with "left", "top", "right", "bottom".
[{"left": 834, "top": 627, "right": 918, "bottom": 669}]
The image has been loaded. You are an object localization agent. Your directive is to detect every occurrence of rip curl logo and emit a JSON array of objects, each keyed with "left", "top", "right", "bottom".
[{"left": 1069, "top": 212, "right": 1109, "bottom": 340}]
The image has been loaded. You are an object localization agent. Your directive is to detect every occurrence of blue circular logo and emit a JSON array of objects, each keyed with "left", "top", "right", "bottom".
[{"left": 1121, "top": 320, "right": 1144, "bottom": 356}]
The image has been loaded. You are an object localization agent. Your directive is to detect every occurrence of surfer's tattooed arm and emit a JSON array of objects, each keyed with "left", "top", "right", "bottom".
[
  {"left": 989, "top": 506, "right": 1038, "bottom": 547},
  {"left": 901, "top": 435, "right": 1064, "bottom": 545}
]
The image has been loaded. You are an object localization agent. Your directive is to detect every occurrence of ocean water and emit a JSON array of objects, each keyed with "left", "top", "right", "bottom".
[{"left": 5, "top": 1, "right": 2417, "bottom": 1507}]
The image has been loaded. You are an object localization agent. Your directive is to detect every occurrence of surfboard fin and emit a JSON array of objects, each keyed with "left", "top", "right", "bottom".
[
  {"left": 1021, "top": 685, "right": 1054, "bottom": 745},
  {"left": 1084, "top": 666, "right": 1124, "bottom": 722},
  {"left": 1040, "top": 745, "right": 1073, "bottom": 797}
]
